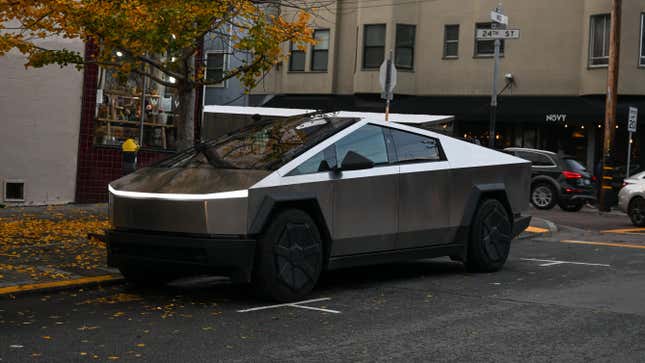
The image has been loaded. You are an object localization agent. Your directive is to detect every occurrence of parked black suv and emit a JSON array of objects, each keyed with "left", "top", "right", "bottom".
[{"left": 504, "top": 148, "right": 596, "bottom": 212}]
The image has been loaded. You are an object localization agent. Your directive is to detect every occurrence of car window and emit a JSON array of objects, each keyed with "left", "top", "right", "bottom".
[
  {"left": 288, "top": 146, "right": 336, "bottom": 176},
  {"left": 334, "top": 124, "right": 389, "bottom": 167},
  {"left": 390, "top": 129, "right": 444, "bottom": 163},
  {"left": 563, "top": 158, "right": 587, "bottom": 172},
  {"left": 517, "top": 151, "right": 555, "bottom": 166}
]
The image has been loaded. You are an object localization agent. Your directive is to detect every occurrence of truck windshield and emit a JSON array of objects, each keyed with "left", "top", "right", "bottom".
[{"left": 155, "top": 116, "right": 357, "bottom": 170}]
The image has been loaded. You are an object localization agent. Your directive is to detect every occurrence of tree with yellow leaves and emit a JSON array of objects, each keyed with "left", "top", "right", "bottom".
[{"left": 0, "top": 0, "right": 315, "bottom": 149}]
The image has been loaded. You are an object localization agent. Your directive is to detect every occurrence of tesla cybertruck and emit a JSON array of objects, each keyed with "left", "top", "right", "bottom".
[{"left": 107, "top": 109, "right": 531, "bottom": 301}]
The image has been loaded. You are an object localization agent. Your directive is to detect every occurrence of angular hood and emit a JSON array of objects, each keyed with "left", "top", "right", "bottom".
[{"left": 109, "top": 167, "right": 270, "bottom": 194}]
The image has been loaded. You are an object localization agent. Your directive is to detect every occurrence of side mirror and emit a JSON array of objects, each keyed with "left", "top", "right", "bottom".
[{"left": 340, "top": 151, "right": 374, "bottom": 171}]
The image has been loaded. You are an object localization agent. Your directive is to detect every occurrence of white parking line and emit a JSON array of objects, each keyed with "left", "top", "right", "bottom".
[
  {"left": 287, "top": 304, "right": 341, "bottom": 314},
  {"left": 237, "top": 297, "right": 341, "bottom": 314},
  {"left": 520, "top": 258, "right": 610, "bottom": 267}
]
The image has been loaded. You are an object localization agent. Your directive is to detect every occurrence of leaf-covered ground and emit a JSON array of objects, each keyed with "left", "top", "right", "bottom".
[{"left": 0, "top": 204, "right": 111, "bottom": 284}]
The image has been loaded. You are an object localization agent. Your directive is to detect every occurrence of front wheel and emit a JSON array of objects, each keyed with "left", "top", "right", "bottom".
[
  {"left": 252, "top": 209, "right": 323, "bottom": 302},
  {"left": 628, "top": 197, "right": 645, "bottom": 227},
  {"left": 465, "top": 199, "right": 512, "bottom": 273},
  {"left": 558, "top": 200, "right": 584, "bottom": 212}
]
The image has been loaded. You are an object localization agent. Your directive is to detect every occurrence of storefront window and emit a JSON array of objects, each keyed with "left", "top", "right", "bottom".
[{"left": 94, "top": 67, "right": 179, "bottom": 150}]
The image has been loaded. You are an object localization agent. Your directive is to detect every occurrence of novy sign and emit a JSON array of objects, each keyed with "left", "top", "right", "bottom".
[{"left": 546, "top": 114, "right": 567, "bottom": 122}]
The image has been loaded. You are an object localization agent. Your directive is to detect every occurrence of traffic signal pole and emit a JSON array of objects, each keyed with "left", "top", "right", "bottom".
[{"left": 599, "top": 0, "right": 622, "bottom": 211}]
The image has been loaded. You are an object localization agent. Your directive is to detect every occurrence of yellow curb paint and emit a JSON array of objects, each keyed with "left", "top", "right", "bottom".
[
  {"left": 0, "top": 275, "right": 122, "bottom": 295},
  {"left": 600, "top": 228, "right": 645, "bottom": 235},
  {"left": 525, "top": 226, "right": 549, "bottom": 233},
  {"left": 561, "top": 240, "right": 645, "bottom": 250}
]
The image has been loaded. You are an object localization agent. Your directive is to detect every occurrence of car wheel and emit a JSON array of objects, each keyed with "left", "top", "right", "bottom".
[
  {"left": 252, "top": 209, "right": 323, "bottom": 302},
  {"left": 531, "top": 183, "right": 557, "bottom": 210},
  {"left": 628, "top": 197, "right": 645, "bottom": 227},
  {"left": 558, "top": 200, "right": 584, "bottom": 212},
  {"left": 118, "top": 265, "right": 176, "bottom": 286},
  {"left": 465, "top": 199, "right": 512, "bottom": 273}
]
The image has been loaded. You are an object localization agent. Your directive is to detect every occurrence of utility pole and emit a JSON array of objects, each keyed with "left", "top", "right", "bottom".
[{"left": 599, "top": 0, "right": 622, "bottom": 212}]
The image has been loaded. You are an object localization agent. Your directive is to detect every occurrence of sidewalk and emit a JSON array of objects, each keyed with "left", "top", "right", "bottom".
[{"left": 0, "top": 204, "right": 121, "bottom": 296}]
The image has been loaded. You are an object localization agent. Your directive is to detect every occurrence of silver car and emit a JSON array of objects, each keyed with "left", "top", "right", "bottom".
[
  {"left": 107, "top": 113, "right": 531, "bottom": 301},
  {"left": 618, "top": 171, "right": 645, "bottom": 226}
]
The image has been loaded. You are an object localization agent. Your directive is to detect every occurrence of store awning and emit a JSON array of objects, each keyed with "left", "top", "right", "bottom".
[{"left": 264, "top": 94, "right": 645, "bottom": 124}]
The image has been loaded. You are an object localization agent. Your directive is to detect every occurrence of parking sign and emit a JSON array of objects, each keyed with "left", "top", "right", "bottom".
[{"left": 628, "top": 107, "right": 638, "bottom": 133}]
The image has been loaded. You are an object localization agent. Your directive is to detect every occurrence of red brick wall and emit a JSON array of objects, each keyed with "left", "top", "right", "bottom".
[{"left": 75, "top": 42, "right": 199, "bottom": 203}]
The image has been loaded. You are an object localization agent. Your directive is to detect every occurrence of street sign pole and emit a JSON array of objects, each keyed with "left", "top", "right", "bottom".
[
  {"left": 626, "top": 107, "right": 638, "bottom": 178},
  {"left": 626, "top": 132, "right": 632, "bottom": 179},
  {"left": 488, "top": 4, "right": 504, "bottom": 148},
  {"left": 385, "top": 53, "right": 392, "bottom": 122},
  {"left": 380, "top": 49, "right": 396, "bottom": 122}
]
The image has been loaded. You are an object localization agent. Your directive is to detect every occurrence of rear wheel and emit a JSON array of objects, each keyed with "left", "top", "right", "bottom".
[
  {"left": 628, "top": 197, "right": 645, "bottom": 227},
  {"left": 252, "top": 209, "right": 323, "bottom": 302},
  {"left": 531, "top": 183, "right": 557, "bottom": 210},
  {"left": 465, "top": 199, "right": 512, "bottom": 273},
  {"left": 558, "top": 200, "right": 584, "bottom": 212}
]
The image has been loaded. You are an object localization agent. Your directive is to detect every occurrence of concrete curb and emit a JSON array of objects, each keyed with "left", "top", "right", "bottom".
[
  {"left": 0, "top": 275, "right": 125, "bottom": 298},
  {"left": 516, "top": 217, "right": 558, "bottom": 240}
]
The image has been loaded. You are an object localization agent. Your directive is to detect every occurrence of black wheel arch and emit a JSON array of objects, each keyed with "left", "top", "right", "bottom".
[
  {"left": 629, "top": 195, "right": 645, "bottom": 208},
  {"left": 531, "top": 175, "right": 560, "bottom": 195},
  {"left": 249, "top": 195, "right": 333, "bottom": 269},
  {"left": 457, "top": 184, "right": 515, "bottom": 261},
  {"left": 460, "top": 184, "right": 514, "bottom": 228}
]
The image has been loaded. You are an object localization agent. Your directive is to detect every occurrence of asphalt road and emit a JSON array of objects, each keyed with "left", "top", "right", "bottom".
[{"left": 1, "top": 214, "right": 645, "bottom": 362}]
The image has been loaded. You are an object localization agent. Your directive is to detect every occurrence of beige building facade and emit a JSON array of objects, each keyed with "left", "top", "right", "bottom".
[
  {"left": 0, "top": 37, "right": 84, "bottom": 205},
  {"left": 258, "top": 0, "right": 645, "bottom": 172}
]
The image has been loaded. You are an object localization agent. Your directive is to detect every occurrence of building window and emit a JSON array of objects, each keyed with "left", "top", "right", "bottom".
[
  {"left": 363, "top": 24, "right": 386, "bottom": 69},
  {"left": 475, "top": 22, "right": 504, "bottom": 56},
  {"left": 94, "top": 64, "right": 179, "bottom": 150},
  {"left": 205, "top": 52, "right": 226, "bottom": 87},
  {"left": 640, "top": 13, "right": 645, "bottom": 66},
  {"left": 3, "top": 180, "right": 25, "bottom": 201},
  {"left": 443, "top": 24, "right": 459, "bottom": 58},
  {"left": 395, "top": 24, "right": 416, "bottom": 69},
  {"left": 589, "top": 14, "right": 610, "bottom": 67},
  {"left": 289, "top": 41, "right": 306, "bottom": 71},
  {"left": 311, "top": 29, "right": 330, "bottom": 71}
]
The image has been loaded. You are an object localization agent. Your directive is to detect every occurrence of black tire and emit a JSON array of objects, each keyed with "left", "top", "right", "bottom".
[
  {"left": 531, "top": 182, "right": 557, "bottom": 210},
  {"left": 558, "top": 200, "right": 584, "bottom": 212},
  {"left": 465, "top": 199, "right": 512, "bottom": 273},
  {"left": 628, "top": 197, "right": 645, "bottom": 227},
  {"left": 118, "top": 265, "right": 177, "bottom": 287},
  {"left": 252, "top": 209, "right": 323, "bottom": 302}
]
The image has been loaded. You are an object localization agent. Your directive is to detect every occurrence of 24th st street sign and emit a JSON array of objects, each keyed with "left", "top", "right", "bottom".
[{"left": 476, "top": 29, "right": 521, "bottom": 40}]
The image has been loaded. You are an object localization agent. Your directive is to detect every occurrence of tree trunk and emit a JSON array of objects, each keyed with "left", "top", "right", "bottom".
[{"left": 175, "top": 83, "right": 196, "bottom": 151}]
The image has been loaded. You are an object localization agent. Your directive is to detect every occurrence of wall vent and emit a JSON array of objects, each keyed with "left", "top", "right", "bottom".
[{"left": 4, "top": 179, "right": 25, "bottom": 201}]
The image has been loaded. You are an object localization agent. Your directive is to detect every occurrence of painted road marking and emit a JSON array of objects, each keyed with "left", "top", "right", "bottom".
[
  {"left": 600, "top": 228, "right": 645, "bottom": 235},
  {"left": 525, "top": 226, "right": 549, "bottom": 233},
  {"left": 520, "top": 258, "right": 610, "bottom": 267},
  {"left": 237, "top": 297, "right": 341, "bottom": 314},
  {"left": 561, "top": 240, "right": 645, "bottom": 250},
  {"left": 0, "top": 275, "right": 123, "bottom": 296}
]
